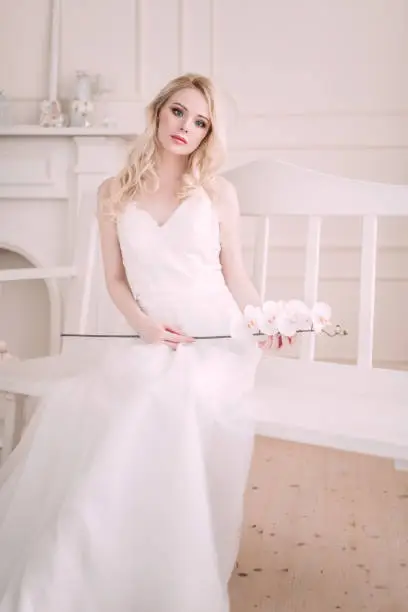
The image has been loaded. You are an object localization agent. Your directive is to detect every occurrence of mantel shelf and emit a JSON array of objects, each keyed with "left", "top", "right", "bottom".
[{"left": 0, "top": 125, "right": 139, "bottom": 138}]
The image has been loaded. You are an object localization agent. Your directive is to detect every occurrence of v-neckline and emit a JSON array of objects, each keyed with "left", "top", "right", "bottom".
[{"left": 131, "top": 191, "right": 199, "bottom": 230}]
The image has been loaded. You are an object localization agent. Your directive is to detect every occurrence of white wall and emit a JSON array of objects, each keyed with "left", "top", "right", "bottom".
[
  {"left": 1, "top": 0, "right": 407, "bottom": 368},
  {"left": 2, "top": 0, "right": 408, "bottom": 180}
]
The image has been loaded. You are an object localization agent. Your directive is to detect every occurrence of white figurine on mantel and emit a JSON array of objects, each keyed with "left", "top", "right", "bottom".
[
  {"left": 39, "top": 98, "right": 66, "bottom": 127},
  {"left": 69, "top": 70, "right": 95, "bottom": 127}
]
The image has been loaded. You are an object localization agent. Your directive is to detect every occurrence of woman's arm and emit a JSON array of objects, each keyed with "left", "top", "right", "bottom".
[
  {"left": 217, "top": 177, "right": 278, "bottom": 350},
  {"left": 216, "top": 177, "right": 262, "bottom": 311},
  {"left": 97, "top": 178, "right": 149, "bottom": 331},
  {"left": 96, "top": 179, "right": 194, "bottom": 348}
]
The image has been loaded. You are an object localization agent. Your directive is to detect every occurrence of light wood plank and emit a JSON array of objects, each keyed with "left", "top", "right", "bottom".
[{"left": 230, "top": 436, "right": 408, "bottom": 612}]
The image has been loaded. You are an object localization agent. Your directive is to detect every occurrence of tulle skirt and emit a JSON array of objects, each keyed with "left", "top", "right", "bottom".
[{"left": 0, "top": 337, "right": 260, "bottom": 612}]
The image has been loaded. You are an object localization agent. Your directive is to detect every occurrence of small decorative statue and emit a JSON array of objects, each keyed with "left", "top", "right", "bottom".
[
  {"left": 69, "top": 70, "right": 95, "bottom": 128},
  {"left": 39, "top": 99, "right": 66, "bottom": 127}
]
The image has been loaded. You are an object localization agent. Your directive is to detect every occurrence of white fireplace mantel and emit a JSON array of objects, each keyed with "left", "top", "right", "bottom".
[
  {"left": 0, "top": 128, "right": 136, "bottom": 355},
  {"left": 0, "top": 126, "right": 138, "bottom": 138}
]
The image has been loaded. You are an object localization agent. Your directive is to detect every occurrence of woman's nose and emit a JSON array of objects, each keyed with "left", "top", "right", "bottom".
[{"left": 180, "top": 118, "right": 190, "bottom": 133}]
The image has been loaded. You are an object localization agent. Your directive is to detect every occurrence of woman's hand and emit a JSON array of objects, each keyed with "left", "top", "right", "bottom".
[
  {"left": 258, "top": 334, "right": 295, "bottom": 351},
  {"left": 137, "top": 317, "right": 195, "bottom": 350}
]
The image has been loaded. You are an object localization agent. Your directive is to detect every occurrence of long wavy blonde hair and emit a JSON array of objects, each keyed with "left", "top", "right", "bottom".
[{"left": 105, "top": 73, "right": 227, "bottom": 215}]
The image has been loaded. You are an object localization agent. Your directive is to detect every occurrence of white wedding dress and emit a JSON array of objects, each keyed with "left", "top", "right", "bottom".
[{"left": 0, "top": 187, "right": 261, "bottom": 612}]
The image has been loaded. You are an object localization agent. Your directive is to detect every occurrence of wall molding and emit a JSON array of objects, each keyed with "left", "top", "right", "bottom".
[
  {"left": 227, "top": 113, "right": 408, "bottom": 149},
  {"left": 209, "top": 0, "right": 215, "bottom": 78},
  {"left": 133, "top": 0, "right": 145, "bottom": 97},
  {"left": 229, "top": 146, "right": 408, "bottom": 152},
  {"left": 239, "top": 110, "right": 408, "bottom": 119},
  {"left": 0, "top": 158, "right": 53, "bottom": 187},
  {"left": 177, "top": 0, "right": 185, "bottom": 74}
]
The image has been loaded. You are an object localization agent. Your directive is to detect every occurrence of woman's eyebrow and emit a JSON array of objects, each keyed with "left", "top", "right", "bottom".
[{"left": 172, "top": 101, "right": 209, "bottom": 122}]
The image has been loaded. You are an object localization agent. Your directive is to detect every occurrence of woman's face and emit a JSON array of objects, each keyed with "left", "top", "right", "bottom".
[{"left": 157, "top": 87, "right": 211, "bottom": 156}]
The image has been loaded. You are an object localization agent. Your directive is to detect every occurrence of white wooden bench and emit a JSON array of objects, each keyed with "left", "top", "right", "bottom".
[
  {"left": 224, "top": 159, "right": 408, "bottom": 466},
  {"left": 0, "top": 159, "right": 407, "bottom": 466}
]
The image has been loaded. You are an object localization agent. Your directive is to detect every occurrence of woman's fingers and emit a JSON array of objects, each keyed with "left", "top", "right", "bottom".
[
  {"left": 258, "top": 333, "right": 296, "bottom": 350},
  {"left": 160, "top": 328, "right": 296, "bottom": 351},
  {"left": 162, "top": 329, "right": 195, "bottom": 344},
  {"left": 165, "top": 325, "right": 182, "bottom": 334},
  {"left": 258, "top": 336, "right": 274, "bottom": 350}
]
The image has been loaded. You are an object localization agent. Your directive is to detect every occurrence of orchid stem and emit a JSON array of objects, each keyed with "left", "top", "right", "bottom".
[{"left": 61, "top": 324, "right": 347, "bottom": 341}]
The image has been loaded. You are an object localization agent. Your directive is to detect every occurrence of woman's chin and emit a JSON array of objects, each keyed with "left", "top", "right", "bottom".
[{"left": 168, "top": 145, "right": 191, "bottom": 157}]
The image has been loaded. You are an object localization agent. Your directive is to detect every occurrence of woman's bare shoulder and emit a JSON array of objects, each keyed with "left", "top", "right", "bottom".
[
  {"left": 96, "top": 176, "right": 121, "bottom": 219},
  {"left": 212, "top": 175, "right": 236, "bottom": 197},
  {"left": 97, "top": 177, "right": 118, "bottom": 201},
  {"left": 211, "top": 175, "right": 240, "bottom": 217}
]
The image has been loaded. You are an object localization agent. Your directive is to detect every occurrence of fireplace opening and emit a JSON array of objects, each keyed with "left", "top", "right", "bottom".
[{"left": 0, "top": 247, "right": 51, "bottom": 360}]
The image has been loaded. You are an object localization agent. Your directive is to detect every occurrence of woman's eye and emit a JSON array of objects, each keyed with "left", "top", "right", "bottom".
[
  {"left": 172, "top": 107, "right": 183, "bottom": 117},
  {"left": 196, "top": 120, "right": 207, "bottom": 129}
]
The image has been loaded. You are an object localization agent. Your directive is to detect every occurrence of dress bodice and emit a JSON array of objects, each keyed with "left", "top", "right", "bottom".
[{"left": 116, "top": 188, "right": 241, "bottom": 336}]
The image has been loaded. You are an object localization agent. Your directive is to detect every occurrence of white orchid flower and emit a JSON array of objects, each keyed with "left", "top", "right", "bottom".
[
  {"left": 311, "top": 301, "right": 332, "bottom": 333},
  {"left": 272, "top": 300, "right": 310, "bottom": 338},
  {"left": 235, "top": 299, "right": 335, "bottom": 344},
  {"left": 243, "top": 305, "right": 264, "bottom": 332},
  {"left": 259, "top": 300, "right": 285, "bottom": 335},
  {"left": 230, "top": 311, "right": 254, "bottom": 343}
]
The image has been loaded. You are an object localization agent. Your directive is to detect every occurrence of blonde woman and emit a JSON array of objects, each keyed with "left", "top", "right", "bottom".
[{"left": 0, "top": 74, "right": 278, "bottom": 612}]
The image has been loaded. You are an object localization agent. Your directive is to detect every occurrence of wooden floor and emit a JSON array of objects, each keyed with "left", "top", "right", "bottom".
[{"left": 229, "top": 436, "right": 408, "bottom": 612}]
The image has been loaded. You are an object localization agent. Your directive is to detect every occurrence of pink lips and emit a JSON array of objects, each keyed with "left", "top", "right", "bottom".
[{"left": 171, "top": 134, "right": 188, "bottom": 145}]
